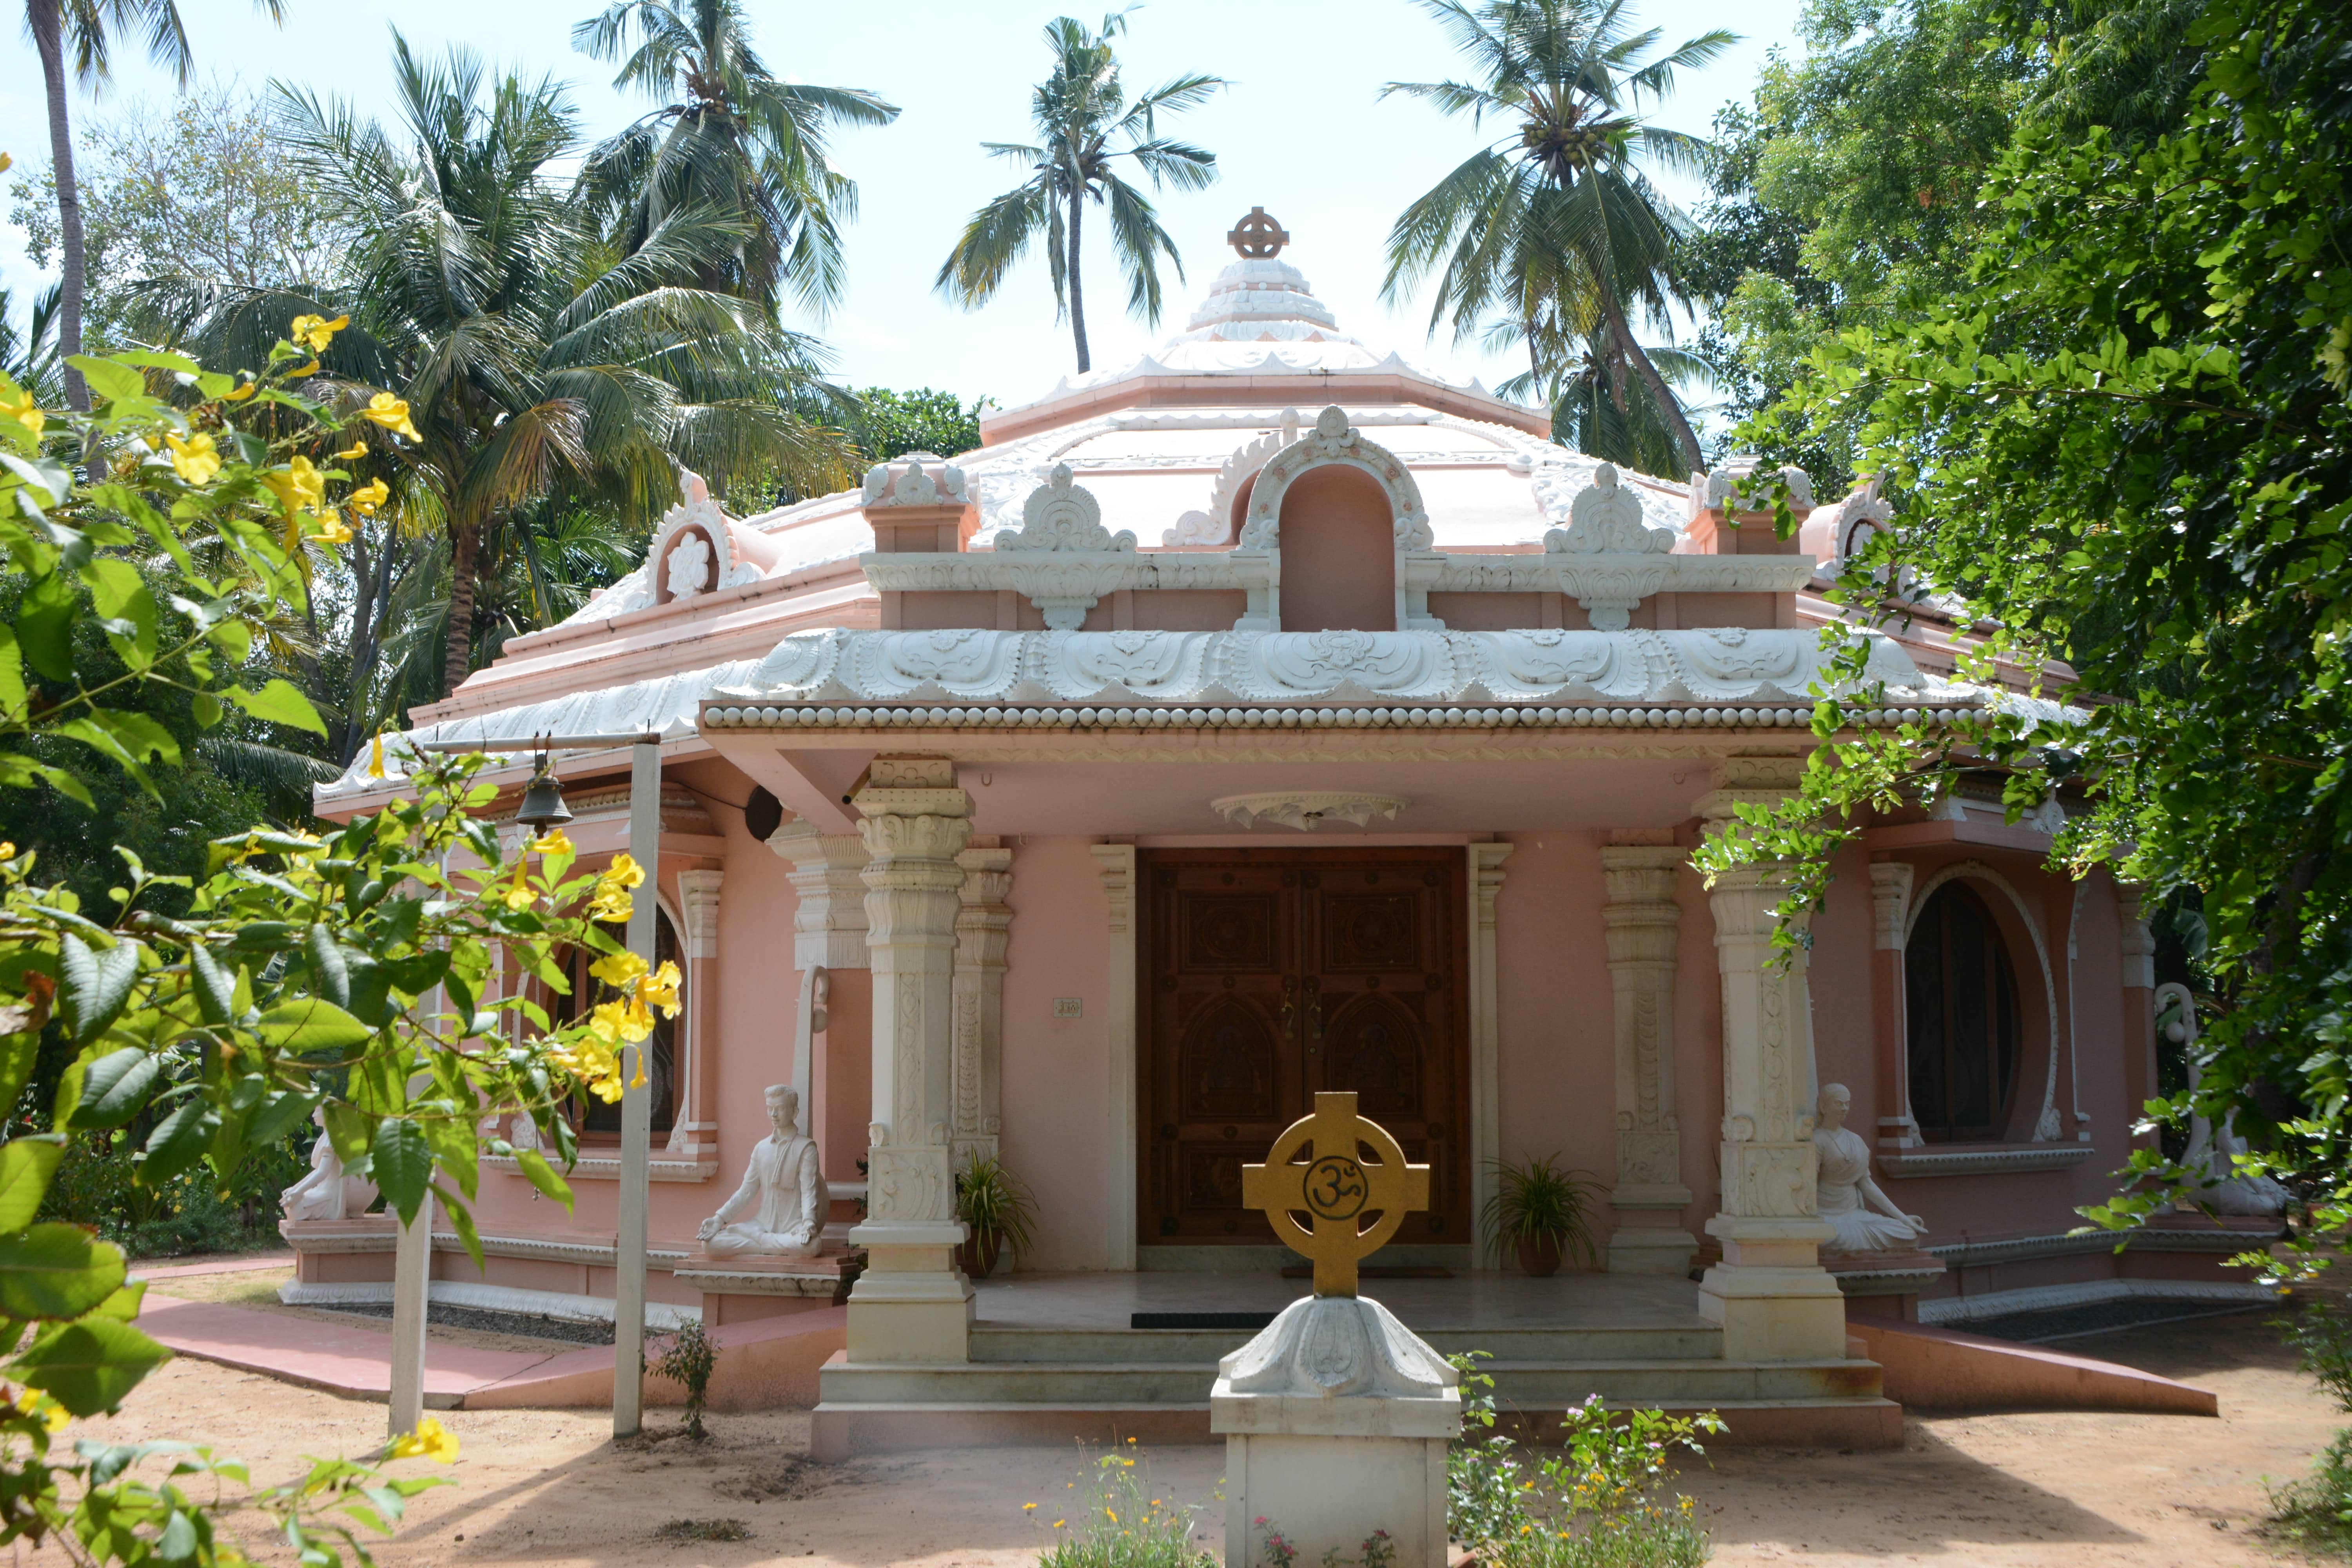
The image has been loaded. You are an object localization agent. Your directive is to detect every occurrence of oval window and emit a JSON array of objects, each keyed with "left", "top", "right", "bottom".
[{"left": 1905, "top": 881, "right": 2021, "bottom": 1141}]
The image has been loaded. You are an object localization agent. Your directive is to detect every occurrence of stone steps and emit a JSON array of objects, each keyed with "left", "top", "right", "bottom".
[
  {"left": 820, "top": 1353, "right": 1880, "bottom": 1408},
  {"left": 967, "top": 1322, "right": 1725, "bottom": 1365}
]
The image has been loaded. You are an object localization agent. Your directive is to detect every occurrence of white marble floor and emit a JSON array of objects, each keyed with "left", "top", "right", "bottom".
[{"left": 971, "top": 1268, "right": 1708, "bottom": 1332}]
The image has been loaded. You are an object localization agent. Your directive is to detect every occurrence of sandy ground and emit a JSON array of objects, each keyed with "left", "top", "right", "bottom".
[{"left": 18, "top": 1309, "right": 2343, "bottom": 1566}]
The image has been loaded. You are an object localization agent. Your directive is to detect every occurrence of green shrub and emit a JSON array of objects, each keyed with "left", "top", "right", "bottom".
[
  {"left": 652, "top": 1319, "right": 719, "bottom": 1439},
  {"left": 1448, "top": 1354, "right": 1717, "bottom": 1567},
  {"left": 2269, "top": 1428, "right": 2352, "bottom": 1553}
]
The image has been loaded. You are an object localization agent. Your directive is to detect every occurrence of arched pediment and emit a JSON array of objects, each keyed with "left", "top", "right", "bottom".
[
  {"left": 649, "top": 473, "right": 766, "bottom": 606},
  {"left": 1237, "top": 405, "right": 1434, "bottom": 552}
]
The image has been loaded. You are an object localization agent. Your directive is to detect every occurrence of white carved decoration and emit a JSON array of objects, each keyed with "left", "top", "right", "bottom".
[
  {"left": 862, "top": 451, "right": 970, "bottom": 508},
  {"left": 1166, "top": 409, "right": 1301, "bottom": 546},
  {"left": 998, "top": 464, "right": 1136, "bottom": 553},
  {"left": 665, "top": 532, "right": 713, "bottom": 599},
  {"left": 1210, "top": 791, "right": 1407, "bottom": 830},
  {"left": 1691, "top": 456, "right": 1817, "bottom": 519},
  {"left": 1828, "top": 475, "right": 1896, "bottom": 572},
  {"left": 709, "top": 623, "right": 1931, "bottom": 710},
  {"left": 1238, "top": 405, "right": 1436, "bottom": 552},
  {"left": 648, "top": 472, "right": 764, "bottom": 605},
  {"left": 1813, "top": 1083, "right": 1928, "bottom": 1255},
  {"left": 697, "top": 1085, "right": 828, "bottom": 1257},
  {"left": 1547, "top": 463, "right": 1677, "bottom": 555},
  {"left": 2161, "top": 983, "right": 2288, "bottom": 1216}
]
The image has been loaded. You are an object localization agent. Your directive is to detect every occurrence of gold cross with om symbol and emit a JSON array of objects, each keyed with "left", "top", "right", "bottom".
[{"left": 1241, "top": 1091, "right": 1431, "bottom": 1297}]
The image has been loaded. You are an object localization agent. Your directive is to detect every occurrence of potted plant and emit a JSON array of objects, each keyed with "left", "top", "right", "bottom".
[
  {"left": 1481, "top": 1154, "right": 1600, "bottom": 1277},
  {"left": 953, "top": 1149, "right": 1037, "bottom": 1279}
]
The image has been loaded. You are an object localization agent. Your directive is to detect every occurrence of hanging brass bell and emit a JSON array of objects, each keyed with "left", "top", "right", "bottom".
[{"left": 515, "top": 753, "right": 573, "bottom": 831}]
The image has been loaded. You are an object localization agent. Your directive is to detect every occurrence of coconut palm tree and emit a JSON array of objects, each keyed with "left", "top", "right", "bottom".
[
  {"left": 264, "top": 35, "right": 853, "bottom": 696},
  {"left": 22, "top": 0, "right": 286, "bottom": 410},
  {"left": 1487, "top": 307, "right": 1716, "bottom": 477},
  {"left": 935, "top": 11, "right": 1225, "bottom": 374},
  {"left": 1383, "top": 0, "right": 1733, "bottom": 472},
  {"left": 571, "top": 0, "right": 899, "bottom": 319}
]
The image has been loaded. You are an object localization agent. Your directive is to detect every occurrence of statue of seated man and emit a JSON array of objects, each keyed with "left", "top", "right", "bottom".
[
  {"left": 1813, "top": 1083, "right": 1927, "bottom": 1256},
  {"left": 281, "top": 1109, "right": 379, "bottom": 1222},
  {"left": 697, "top": 1085, "right": 829, "bottom": 1259}
]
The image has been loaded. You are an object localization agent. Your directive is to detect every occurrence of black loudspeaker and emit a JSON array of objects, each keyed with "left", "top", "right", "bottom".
[{"left": 744, "top": 785, "right": 784, "bottom": 842}]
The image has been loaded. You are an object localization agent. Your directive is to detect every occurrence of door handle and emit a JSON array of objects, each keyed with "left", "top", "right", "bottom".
[
  {"left": 1280, "top": 976, "right": 1298, "bottom": 1042},
  {"left": 1305, "top": 978, "right": 1321, "bottom": 1053}
]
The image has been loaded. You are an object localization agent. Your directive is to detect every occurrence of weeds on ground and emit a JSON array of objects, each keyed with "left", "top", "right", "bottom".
[
  {"left": 651, "top": 1319, "right": 719, "bottom": 1439},
  {"left": 1447, "top": 1353, "right": 1717, "bottom": 1567},
  {"left": 1029, "top": 1438, "right": 1216, "bottom": 1567},
  {"left": 655, "top": 1517, "right": 751, "bottom": 1542},
  {"left": 2270, "top": 1297, "right": 2352, "bottom": 1553}
]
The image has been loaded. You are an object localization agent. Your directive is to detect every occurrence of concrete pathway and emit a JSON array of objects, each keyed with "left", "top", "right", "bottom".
[{"left": 138, "top": 1293, "right": 572, "bottom": 1409}]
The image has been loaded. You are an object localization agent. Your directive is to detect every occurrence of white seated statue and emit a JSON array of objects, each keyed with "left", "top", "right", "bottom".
[
  {"left": 281, "top": 1109, "right": 378, "bottom": 1222},
  {"left": 697, "top": 1084, "right": 829, "bottom": 1259},
  {"left": 1813, "top": 1083, "right": 1927, "bottom": 1256}
]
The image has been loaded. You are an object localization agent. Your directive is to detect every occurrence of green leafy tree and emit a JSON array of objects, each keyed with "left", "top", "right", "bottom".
[
  {"left": 257, "top": 33, "right": 853, "bottom": 697},
  {"left": 0, "top": 329, "right": 671, "bottom": 1559},
  {"left": 1383, "top": 0, "right": 1733, "bottom": 474},
  {"left": 571, "top": 0, "right": 899, "bottom": 319},
  {"left": 1697, "top": 0, "right": 2352, "bottom": 1259},
  {"left": 20, "top": 0, "right": 288, "bottom": 412},
  {"left": 936, "top": 10, "right": 1226, "bottom": 374},
  {"left": 844, "top": 387, "right": 985, "bottom": 463},
  {"left": 9, "top": 82, "right": 354, "bottom": 353}
]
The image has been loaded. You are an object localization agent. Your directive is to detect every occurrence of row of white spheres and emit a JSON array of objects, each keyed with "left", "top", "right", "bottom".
[{"left": 708, "top": 705, "right": 1946, "bottom": 728}]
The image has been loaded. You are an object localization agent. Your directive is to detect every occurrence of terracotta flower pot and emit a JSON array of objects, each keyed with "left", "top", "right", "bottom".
[
  {"left": 1515, "top": 1232, "right": 1565, "bottom": 1278},
  {"left": 958, "top": 1231, "right": 1002, "bottom": 1280}
]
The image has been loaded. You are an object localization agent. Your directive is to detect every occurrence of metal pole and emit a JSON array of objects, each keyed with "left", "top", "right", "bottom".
[{"left": 613, "top": 739, "right": 661, "bottom": 1436}]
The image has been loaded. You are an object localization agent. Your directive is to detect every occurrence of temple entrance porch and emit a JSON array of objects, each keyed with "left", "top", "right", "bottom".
[{"left": 809, "top": 1268, "right": 1895, "bottom": 1460}]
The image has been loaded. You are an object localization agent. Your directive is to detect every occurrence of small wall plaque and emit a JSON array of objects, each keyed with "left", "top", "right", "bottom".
[{"left": 1052, "top": 997, "right": 1083, "bottom": 1019}]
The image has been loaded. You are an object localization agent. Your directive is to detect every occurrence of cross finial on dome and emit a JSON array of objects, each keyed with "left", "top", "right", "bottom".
[{"left": 1227, "top": 206, "right": 1289, "bottom": 259}]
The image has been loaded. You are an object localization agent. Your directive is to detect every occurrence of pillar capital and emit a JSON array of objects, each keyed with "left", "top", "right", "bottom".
[
  {"left": 1868, "top": 860, "right": 1915, "bottom": 951},
  {"left": 769, "top": 821, "right": 873, "bottom": 971}
]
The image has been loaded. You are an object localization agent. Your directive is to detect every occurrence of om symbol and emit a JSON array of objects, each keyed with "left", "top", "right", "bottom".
[{"left": 1303, "top": 1154, "right": 1368, "bottom": 1220}]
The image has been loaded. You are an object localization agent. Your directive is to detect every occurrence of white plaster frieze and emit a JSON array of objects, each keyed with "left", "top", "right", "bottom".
[
  {"left": 1211, "top": 791, "right": 1408, "bottom": 831},
  {"left": 710, "top": 625, "right": 1929, "bottom": 709}
]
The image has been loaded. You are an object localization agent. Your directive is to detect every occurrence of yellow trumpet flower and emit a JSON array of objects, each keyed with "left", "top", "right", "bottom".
[
  {"left": 261, "top": 454, "right": 327, "bottom": 517},
  {"left": 532, "top": 827, "right": 573, "bottom": 856},
  {"left": 636, "top": 960, "right": 682, "bottom": 1017},
  {"left": 223, "top": 381, "right": 257, "bottom": 403},
  {"left": 362, "top": 392, "right": 420, "bottom": 439},
  {"left": 163, "top": 432, "right": 220, "bottom": 486},
  {"left": 0, "top": 387, "right": 43, "bottom": 437},
  {"left": 589, "top": 949, "right": 648, "bottom": 989},
  {"left": 332, "top": 437, "right": 367, "bottom": 460},
  {"left": 307, "top": 515, "right": 355, "bottom": 546},
  {"left": 388, "top": 1416, "right": 459, "bottom": 1464},
  {"left": 348, "top": 477, "right": 390, "bottom": 515},
  {"left": 290, "top": 313, "right": 348, "bottom": 353}
]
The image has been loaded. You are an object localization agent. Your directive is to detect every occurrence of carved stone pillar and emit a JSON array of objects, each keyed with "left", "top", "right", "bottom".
[
  {"left": 951, "top": 842, "right": 1013, "bottom": 1174},
  {"left": 1468, "top": 843, "right": 1511, "bottom": 1267},
  {"left": 1601, "top": 844, "right": 1693, "bottom": 1274},
  {"left": 1696, "top": 760, "right": 1844, "bottom": 1362},
  {"left": 769, "top": 822, "right": 871, "bottom": 1176},
  {"left": 671, "top": 869, "right": 723, "bottom": 1157},
  {"left": 1093, "top": 844, "right": 1140, "bottom": 1270},
  {"left": 845, "top": 759, "right": 974, "bottom": 1362},
  {"left": 2117, "top": 880, "right": 2158, "bottom": 1149},
  {"left": 1867, "top": 861, "right": 1919, "bottom": 1150}
]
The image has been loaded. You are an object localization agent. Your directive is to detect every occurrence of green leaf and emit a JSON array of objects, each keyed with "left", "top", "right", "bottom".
[
  {"left": 222, "top": 679, "right": 327, "bottom": 737},
  {"left": 17, "top": 569, "right": 76, "bottom": 682},
  {"left": 58, "top": 935, "right": 140, "bottom": 1047},
  {"left": 0, "top": 623, "right": 26, "bottom": 724},
  {"left": 510, "top": 1147, "right": 574, "bottom": 1211},
  {"left": 305, "top": 924, "right": 350, "bottom": 1009},
  {"left": 0, "top": 1138, "right": 63, "bottom": 1231},
  {"left": 66, "top": 1048, "right": 161, "bottom": 1130},
  {"left": 0, "top": 1224, "right": 126, "bottom": 1318},
  {"left": 246, "top": 1089, "right": 324, "bottom": 1154},
  {"left": 91, "top": 1280, "right": 146, "bottom": 1320},
  {"left": 188, "top": 946, "right": 234, "bottom": 1027},
  {"left": 137, "top": 1102, "right": 221, "bottom": 1187},
  {"left": 256, "top": 997, "right": 372, "bottom": 1053},
  {"left": 436, "top": 1184, "right": 483, "bottom": 1271},
  {"left": 0, "top": 450, "right": 71, "bottom": 507},
  {"left": 67, "top": 355, "right": 144, "bottom": 404},
  {"left": 370, "top": 1118, "right": 432, "bottom": 1223},
  {"left": 8, "top": 1314, "right": 170, "bottom": 1417},
  {"left": 321, "top": 1102, "right": 373, "bottom": 1166}
]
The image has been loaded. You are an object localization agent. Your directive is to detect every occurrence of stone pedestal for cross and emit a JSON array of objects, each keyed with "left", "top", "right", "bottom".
[{"left": 1213, "top": 1092, "right": 1461, "bottom": 1568}]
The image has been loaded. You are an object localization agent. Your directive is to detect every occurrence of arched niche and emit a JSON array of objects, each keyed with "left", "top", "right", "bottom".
[
  {"left": 1276, "top": 464, "right": 1398, "bottom": 632},
  {"left": 1904, "top": 860, "right": 2063, "bottom": 1143}
]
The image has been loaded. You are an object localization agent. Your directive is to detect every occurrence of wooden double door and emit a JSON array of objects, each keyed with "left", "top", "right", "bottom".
[{"left": 1140, "top": 848, "right": 1470, "bottom": 1247}]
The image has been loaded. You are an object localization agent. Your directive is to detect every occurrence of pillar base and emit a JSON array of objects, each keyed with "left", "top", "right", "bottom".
[
  {"left": 1605, "top": 1225, "right": 1699, "bottom": 1274},
  {"left": 846, "top": 1220, "right": 973, "bottom": 1362},
  {"left": 1699, "top": 1215, "right": 1847, "bottom": 1361}
]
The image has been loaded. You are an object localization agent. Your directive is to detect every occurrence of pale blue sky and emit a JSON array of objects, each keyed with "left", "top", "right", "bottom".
[{"left": 0, "top": 0, "right": 1806, "bottom": 409}]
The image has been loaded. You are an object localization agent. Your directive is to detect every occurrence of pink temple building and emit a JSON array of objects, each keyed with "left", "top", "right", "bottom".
[{"left": 302, "top": 222, "right": 2268, "bottom": 1451}]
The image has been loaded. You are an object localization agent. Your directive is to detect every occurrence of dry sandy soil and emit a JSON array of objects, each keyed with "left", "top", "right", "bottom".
[{"left": 25, "top": 1307, "right": 2346, "bottom": 1566}]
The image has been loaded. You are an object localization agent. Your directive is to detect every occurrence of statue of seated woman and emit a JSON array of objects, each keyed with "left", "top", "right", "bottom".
[
  {"left": 697, "top": 1085, "right": 829, "bottom": 1259},
  {"left": 1813, "top": 1083, "right": 1927, "bottom": 1256},
  {"left": 281, "top": 1109, "right": 379, "bottom": 1222}
]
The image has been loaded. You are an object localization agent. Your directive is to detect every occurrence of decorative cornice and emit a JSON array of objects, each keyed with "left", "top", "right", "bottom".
[
  {"left": 1211, "top": 791, "right": 1408, "bottom": 830},
  {"left": 481, "top": 1153, "right": 717, "bottom": 1184},
  {"left": 1878, "top": 1144, "right": 2096, "bottom": 1178},
  {"left": 1928, "top": 1225, "right": 2279, "bottom": 1267},
  {"left": 714, "top": 625, "right": 1947, "bottom": 711}
]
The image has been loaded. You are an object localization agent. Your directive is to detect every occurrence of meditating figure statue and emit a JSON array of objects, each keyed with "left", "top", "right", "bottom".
[
  {"left": 697, "top": 1084, "right": 828, "bottom": 1258},
  {"left": 281, "top": 1109, "right": 379, "bottom": 1221},
  {"left": 1813, "top": 1083, "right": 1927, "bottom": 1256}
]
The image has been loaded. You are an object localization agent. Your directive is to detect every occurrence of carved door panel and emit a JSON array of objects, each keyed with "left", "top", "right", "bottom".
[{"left": 1141, "top": 848, "right": 1466, "bottom": 1246}]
